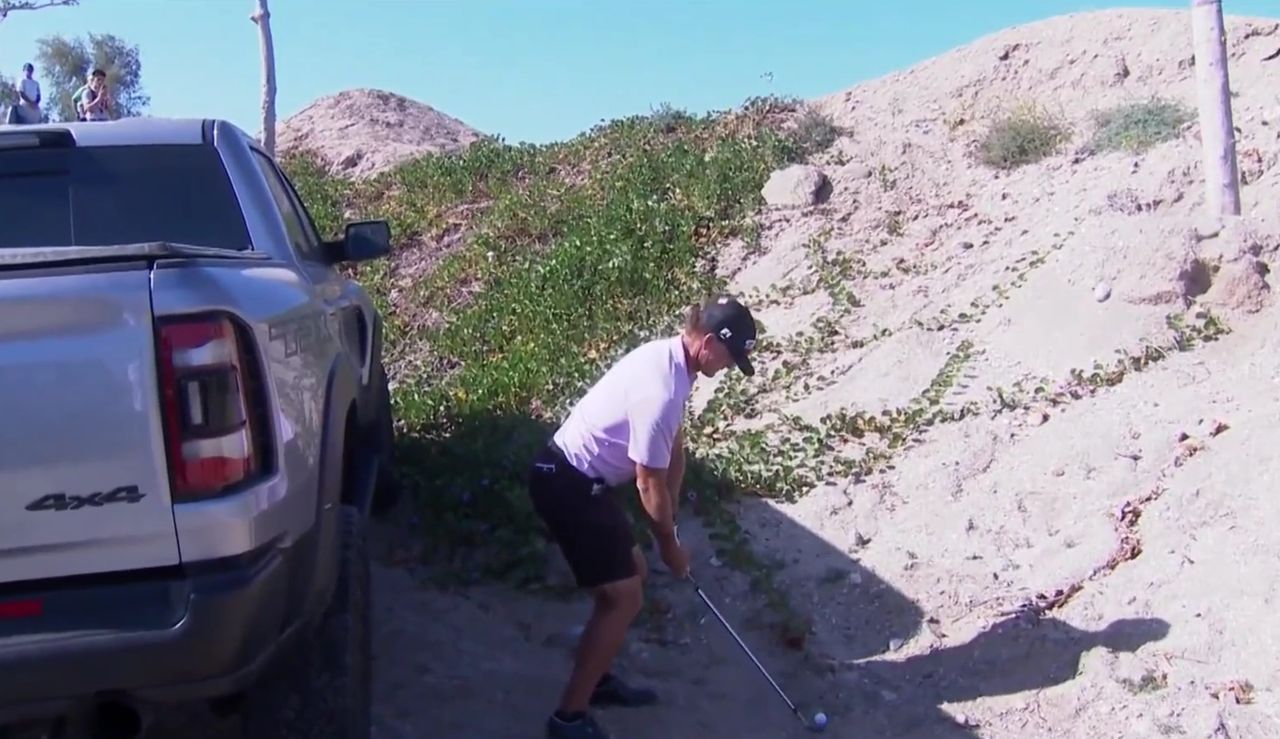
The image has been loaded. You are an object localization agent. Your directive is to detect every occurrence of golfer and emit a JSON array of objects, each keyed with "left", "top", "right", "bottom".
[{"left": 528, "top": 295, "right": 758, "bottom": 739}]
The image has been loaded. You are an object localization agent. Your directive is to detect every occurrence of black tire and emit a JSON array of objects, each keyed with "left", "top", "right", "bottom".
[
  {"left": 369, "top": 368, "right": 401, "bottom": 518},
  {"left": 242, "top": 506, "right": 371, "bottom": 739}
]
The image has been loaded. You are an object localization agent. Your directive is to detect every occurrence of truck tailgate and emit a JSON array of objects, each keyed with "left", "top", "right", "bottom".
[{"left": 0, "top": 265, "right": 179, "bottom": 584}]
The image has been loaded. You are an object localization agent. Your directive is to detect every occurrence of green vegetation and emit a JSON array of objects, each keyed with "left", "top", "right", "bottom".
[
  {"left": 283, "top": 97, "right": 810, "bottom": 585},
  {"left": 1089, "top": 97, "right": 1195, "bottom": 154},
  {"left": 281, "top": 91, "right": 1231, "bottom": 645},
  {"left": 977, "top": 102, "right": 1072, "bottom": 170}
]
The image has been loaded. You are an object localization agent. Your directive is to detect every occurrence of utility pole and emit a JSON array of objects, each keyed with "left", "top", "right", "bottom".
[
  {"left": 1191, "top": 0, "right": 1241, "bottom": 219},
  {"left": 250, "top": 0, "right": 277, "bottom": 157}
]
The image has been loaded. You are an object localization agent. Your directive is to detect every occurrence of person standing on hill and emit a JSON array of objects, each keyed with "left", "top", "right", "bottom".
[
  {"left": 10, "top": 63, "right": 42, "bottom": 124},
  {"left": 527, "top": 295, "right": 759, "bottom": 739}
]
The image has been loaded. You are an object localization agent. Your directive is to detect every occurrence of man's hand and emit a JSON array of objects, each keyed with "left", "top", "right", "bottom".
[{"left": 656, "top": 530, "right": 691, "bottom": 579}]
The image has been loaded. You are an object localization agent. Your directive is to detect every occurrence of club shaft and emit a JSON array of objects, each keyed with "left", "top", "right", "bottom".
[{"left": 693, "top": 585, "right": 799, "bottom": 714}]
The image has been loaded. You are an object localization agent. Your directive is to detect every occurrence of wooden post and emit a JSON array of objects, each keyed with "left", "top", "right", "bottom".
[
  {"left": 1191, "top": 0, "right": 1241, "bottom": 219},
  {"left": 250, "top": 0, "right": 277, "bottom": 157}
]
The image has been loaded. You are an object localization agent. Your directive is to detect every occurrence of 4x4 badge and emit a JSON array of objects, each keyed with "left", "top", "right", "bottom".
[{"left": 25, "top": 485, "right": 146, "bottom": 512}]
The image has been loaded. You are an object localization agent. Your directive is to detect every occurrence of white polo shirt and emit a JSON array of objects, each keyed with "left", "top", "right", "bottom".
[
  {"left": 552, "top": 335, "right": 693, "bottom": 486},
  {"left": 19, "top": 77, "right": 40, "bottom": 107}
]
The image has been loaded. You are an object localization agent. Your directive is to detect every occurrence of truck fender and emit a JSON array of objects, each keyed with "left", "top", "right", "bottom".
[{"left": 290, "top": 354, "right": 359, "bottom": 628}]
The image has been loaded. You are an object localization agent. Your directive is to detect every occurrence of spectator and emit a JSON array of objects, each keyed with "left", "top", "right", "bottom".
[
  {"left": 73, "top": 69, "right": 111, "bottom": 122},
  {"left": 9, "top": 63, "right": 42, "bottom": 124}
]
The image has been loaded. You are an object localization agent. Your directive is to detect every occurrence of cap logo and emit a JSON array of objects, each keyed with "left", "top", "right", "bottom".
[
  {"left": 719, "top": 327, "right": 732, "bottom": 340},
  {"left": 744, "top": 338, "right": 755, "bottom": 351}
]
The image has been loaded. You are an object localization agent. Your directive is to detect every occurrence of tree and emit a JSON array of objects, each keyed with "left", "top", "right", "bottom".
[
  {"left": 1190, "top": 0, "right": 1241, "bottom": 219},
  {"left": 251, "top": 0, "right": 277, "bottom": 156},
  {"left": 34, "top": 32, "right": 149, "bottom": 121},
  {"left": 0, "top": 75, "right": 16, "bottom": 109},
  {"left": 0, "top": 0, "right": 78, "bottom": 22},
  {"left": 1, "top": 1, "right": 77, "bottom": 118}
]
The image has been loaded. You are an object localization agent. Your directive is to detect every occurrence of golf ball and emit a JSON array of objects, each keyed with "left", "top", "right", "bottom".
[{"left": 812, "top": 712, "right": 828, "bottom": 730}]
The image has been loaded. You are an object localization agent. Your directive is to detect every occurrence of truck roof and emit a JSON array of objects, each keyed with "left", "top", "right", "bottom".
[{"left": 0, "top": 117, "right": 252, "bottom": 148}]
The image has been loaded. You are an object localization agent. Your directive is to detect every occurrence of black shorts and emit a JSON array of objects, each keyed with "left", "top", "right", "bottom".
[{"left": 527, "top": 443, "right": 637, "bottom": 589}]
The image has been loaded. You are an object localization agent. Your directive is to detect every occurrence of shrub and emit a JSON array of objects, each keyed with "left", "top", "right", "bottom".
[
  {"left": 791, "top": 105, "right": 844, "bottom": 157},
  {"left": 1089, "top": 97, "right": 1194, "bottom": 154},
  {"left": 977, "top": 103, "right": 1071, "bottom": 170},
  {"left": 648, "top": 101, "right": 693, "bottom": 133}
]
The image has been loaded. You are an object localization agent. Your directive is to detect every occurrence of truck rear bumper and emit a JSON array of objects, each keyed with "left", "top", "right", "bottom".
[{"left": 0, "top": 543, "right": 297, "bottom": 724}]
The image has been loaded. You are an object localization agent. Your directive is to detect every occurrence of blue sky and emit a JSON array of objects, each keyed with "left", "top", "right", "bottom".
[{"left": 1, "top": 0, "right": 1275, "bottom": 144}]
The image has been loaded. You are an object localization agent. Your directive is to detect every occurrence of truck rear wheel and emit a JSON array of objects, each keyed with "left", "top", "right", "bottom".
[{"left": 243, "top": 505, "right": 371, "bottom": 739}]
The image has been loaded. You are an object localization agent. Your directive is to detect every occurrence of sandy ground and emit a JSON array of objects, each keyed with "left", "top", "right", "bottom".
[
  {"left": 385, "top": 9, "right": 1280, "bottom": 739},
  {"left": 155, "top": 8, "right": 1280, "bottom": 739},
  {"left": 275, "top": 88, "right": 484, "bottom": 178},
  {"left": 371, "top": 9, "right": 1280, "bottom": 738}
]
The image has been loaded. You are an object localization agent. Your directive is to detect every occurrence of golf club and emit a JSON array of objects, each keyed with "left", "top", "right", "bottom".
[{"left": 688, "top": 574, "right": 827, "bottom": 733}]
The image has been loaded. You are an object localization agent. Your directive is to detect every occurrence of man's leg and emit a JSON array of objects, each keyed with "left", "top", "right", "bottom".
[
  {"left": 556, "top": 573, "right": 644, "bottom": 715},
  {"left": 587, "top": 547, "right": 659, "bottom": 707}
]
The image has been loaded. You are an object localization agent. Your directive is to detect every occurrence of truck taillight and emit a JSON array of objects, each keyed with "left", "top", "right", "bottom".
[{"left": 156, "top": 314, "right": 266, "bottom": 501}]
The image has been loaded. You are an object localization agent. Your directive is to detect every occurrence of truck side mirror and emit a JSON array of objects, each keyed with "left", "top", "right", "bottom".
[{"left": 331, "top": 220, "right": 391, "bottom": 263}]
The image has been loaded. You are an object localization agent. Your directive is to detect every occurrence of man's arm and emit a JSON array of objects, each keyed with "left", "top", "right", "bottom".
[
  {"left": 636, "top": 462, "right": 676, "bottom": 540},
  {"left": 629, "top": 400, "right": 680, "bottom": 540},
  {"left": 665, "top": 425, "right": 686, "bottom": 514}
]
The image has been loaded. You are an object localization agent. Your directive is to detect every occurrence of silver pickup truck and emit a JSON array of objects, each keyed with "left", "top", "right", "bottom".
[{"left": 0, "top": 118, "right": 399, "bottom": 739}]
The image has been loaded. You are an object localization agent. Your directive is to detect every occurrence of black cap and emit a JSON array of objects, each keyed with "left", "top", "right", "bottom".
[{"left": 701, "top": 295, "right": 758, "bottom": 376}]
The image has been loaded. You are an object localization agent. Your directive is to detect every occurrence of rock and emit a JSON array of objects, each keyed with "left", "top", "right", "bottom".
[
  {"left": 957, "top": 240, "right": 975, "bottom": 250},
  {"left": 1094, "top": 282, "right": 1113, "bottom": 302},
  {"left": 840, "top": 162, "right": 874, "bottom": 180},
  {"left": 1203, "top": 257, "right": 1271, "bottom": 313},
  {"left": 762, "top": 164, "right": 833, "bottom": 207},
  {"left": 1113, "top": 54, "right": 1131, "bottom": 84}
]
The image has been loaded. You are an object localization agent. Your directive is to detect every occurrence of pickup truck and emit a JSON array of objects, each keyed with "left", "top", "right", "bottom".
[{"left": 0, "top": 118, "right": 400, "bottom": 739}]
